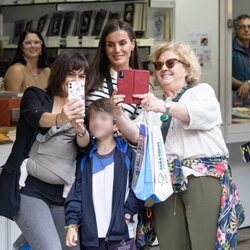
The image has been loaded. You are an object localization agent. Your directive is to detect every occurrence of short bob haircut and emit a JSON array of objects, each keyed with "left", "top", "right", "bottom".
[
  {"left": 86, "top": 19, "right": 142, "bottom": 93},
  {"left": 12, "top": 29, "right": 48, "bottom": 68},
  {"left": 47, "top": 50, "right": 89, "bottom": 97},
  {"left": 150, "top": 42, "right": 201, "bottom": 85}
]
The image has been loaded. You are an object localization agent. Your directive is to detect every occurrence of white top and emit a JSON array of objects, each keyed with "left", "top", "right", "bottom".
[
  {"left": 92, "top": 153, "right": 114, "bottom": 237},
  {"left": 135, "top": 83, "right": 229, "bottom": 160}
]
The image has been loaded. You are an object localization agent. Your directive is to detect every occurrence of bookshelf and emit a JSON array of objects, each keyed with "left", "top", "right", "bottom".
[{"left": 0, "top": 0, "right": 175, "bottom": 68}]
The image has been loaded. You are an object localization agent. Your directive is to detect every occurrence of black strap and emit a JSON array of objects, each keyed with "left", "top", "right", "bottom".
[
  {"left": 106, "top": 78, "right": 114, "bottom": 97},
  {"left": 161, "top": 86, "right": 190, "bottom": 142}
]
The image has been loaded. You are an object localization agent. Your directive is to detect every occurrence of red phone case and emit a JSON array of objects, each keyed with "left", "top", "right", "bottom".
[{"left": 117, "top": 69, "right": 149, "bottom": 104}]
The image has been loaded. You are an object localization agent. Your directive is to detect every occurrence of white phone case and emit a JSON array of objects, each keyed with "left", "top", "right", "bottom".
[{"left": 68, "top": 81, "right": 85, "bottom": 102}]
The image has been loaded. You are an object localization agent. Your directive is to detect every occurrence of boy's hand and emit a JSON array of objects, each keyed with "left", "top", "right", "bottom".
[{"left": 65, "top": 228, "right": 78, "bottom": 247}]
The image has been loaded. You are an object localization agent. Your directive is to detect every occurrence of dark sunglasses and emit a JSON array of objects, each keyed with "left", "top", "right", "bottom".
[{"left": 153, "top": 58, "right": 185, "bottom": 71}]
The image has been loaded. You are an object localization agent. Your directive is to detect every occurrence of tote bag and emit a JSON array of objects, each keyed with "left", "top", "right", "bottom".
[{"left": 132, "top": 112, "right": 173, "bottom": 203}]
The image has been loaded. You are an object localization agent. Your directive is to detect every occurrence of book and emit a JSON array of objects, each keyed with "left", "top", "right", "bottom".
[
  {"left": 124, "top": 3, "right": 134, "bottom": 27},
  {"left": 12, "top": 19, "right": 25, "bottom": 44},
  {"left": 61, "top": 11, "right": 78, "bottom": 37},
  {"left": 154, "top": 13, "right": 164, "bottom": 40},
  {"left": 36, "top": 15, "right": 48, "bottom": 34},
  {"left": 75, "top": 11, "right": 94, "bottom": 36},
  {"left": 25, "top": 19, "right": 33, "bottom": 31},
  {"left": 46, "top": 12, "right": 64, "bottom": 37},
  {"left": 91, "top": 9, "right": 109, "bottom": 37}
]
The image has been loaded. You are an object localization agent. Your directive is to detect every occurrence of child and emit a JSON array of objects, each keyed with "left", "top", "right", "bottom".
[{"left": 65, "top": 98, "right": 144, "bottom": 250}]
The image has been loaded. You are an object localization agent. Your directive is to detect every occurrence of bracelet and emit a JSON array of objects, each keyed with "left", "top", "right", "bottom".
[
  {"left": 64, "top": 224, "right": 79, "bottom": 232},
  {"left": 55, "top": 113, "right": 62, "bottom": 129},
  {"left": 77, "top": 124, "right": 87, "bottom": 137}
]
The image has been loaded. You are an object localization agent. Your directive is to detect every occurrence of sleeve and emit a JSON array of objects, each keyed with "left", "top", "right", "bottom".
[
  {"left": 181, "top": 83, "right": 222, "bottom": 130},
  {"left": 124, "top": 148, "right": 144, "bottom": 216},
  {"left": 20, "top": 87, "right": 50, "bottom": 128},
  {"left": 64, "top": 158, "right": 83, "bottom": 225}
]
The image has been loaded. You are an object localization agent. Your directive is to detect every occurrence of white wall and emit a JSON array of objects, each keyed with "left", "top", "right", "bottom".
[
  {"left": 233, "top": 0, "right": 250, "bottom": 19},
  {"left": 174, "top": 0, "right": 219, "bottom": 96}
]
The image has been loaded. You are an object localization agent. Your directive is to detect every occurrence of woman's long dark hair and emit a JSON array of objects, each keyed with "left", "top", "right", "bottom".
[
  {"left": 86, "top": 20, "right": 142, "bottom": 94},
  {"left": 11, "top": 29, "right": 48, "bottom": 68}
]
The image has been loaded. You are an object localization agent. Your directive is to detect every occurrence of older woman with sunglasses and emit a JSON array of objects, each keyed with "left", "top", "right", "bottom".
[
  {"left": 111, "top": 42, "right": 244, "bottom": 250},
  {"left": 4, "top": 29, "right": 50, "bottom": 93}
]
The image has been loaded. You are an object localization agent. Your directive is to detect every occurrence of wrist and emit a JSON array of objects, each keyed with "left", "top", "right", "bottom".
[
  {"left": 64, "top": 224, "right": 79, "bottom": 232},
  {"left": 113, "top": 109, "right": 124, "bottom": 122},
  {"left": 77, "top": 124, "right": 87, "bottom": 137},
  {"left": 56, "top": 113, "right": 62, "bottom": 129}
]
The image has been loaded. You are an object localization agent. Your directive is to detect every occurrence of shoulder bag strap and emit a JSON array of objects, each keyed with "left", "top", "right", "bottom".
[{"left": 106, "top": 78, "right": 114, "bottom": 97}]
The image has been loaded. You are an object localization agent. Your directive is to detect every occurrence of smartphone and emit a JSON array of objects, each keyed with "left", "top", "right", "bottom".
[
  {"left": 68, "top": 81, "right": 85, "bottom": 102},
  {"left": 117, "top": 69, "right": 149, "bottom": 104}
]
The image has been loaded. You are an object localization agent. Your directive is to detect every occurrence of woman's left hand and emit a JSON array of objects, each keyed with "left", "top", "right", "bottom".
[{"left": 133, "top": 93, "right": 165, "bottom": 113}]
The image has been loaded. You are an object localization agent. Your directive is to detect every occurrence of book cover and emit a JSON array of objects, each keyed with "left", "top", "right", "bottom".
[
  {"left": 75, "top": 10, "right": 93, "bottom": 36},
  {"left": 36, "top": 15, "right": 48, "bottom": 34},
  {"left": 123, "top": 3, "right": 134, "bottom": 27},
  {"left": 25, "top": 19, "right": 33, "bottom": 31},
  {"left": 154, "top": 13, "right": 164, "bottom": 40},
  {"left": 91, "top": 9, "right": 108, "bottom": 37},
  {"left": 12, "top": 19, "right": 25, "bottom": 44},
  {"left": 61, "top": 11, "right": 78, "bottom": 37},
  {"left": 46, "top": 12, "right": 63, "bottom": 37}
]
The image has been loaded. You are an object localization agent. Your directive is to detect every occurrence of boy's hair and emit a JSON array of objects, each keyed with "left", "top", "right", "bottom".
[{"left": 88, "top": 98, "right": 113, "bottom": 114}]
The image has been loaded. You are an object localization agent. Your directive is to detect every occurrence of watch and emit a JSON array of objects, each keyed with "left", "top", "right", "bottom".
[
  {"left": 124, "top": 214, "right": 131, "bottom": 221},
  {"left": 164, "top": 101, "right": 171, "bottom": 115}
]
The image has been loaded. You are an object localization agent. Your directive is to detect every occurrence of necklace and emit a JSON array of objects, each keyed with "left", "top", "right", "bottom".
[
  {"left": 26, "top": 67, "right": 40, "bottom": 78},
  {"left": 160, "top": 84, "right": 190, "bottom": 122}
]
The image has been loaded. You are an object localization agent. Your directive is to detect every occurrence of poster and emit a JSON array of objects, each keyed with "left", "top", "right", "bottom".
[{"left": 189, "top": 30, "right": 211, "bottom": 69}]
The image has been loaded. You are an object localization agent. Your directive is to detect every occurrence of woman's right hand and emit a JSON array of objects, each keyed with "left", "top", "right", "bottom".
[
  {"left": 65, "top": 228, "right": 78, "bottom": 247},
  {"left": 58, "top": 98, "right": 85, "bottom": 124},
  {"left": 110, "top": 89, "right": 126, "bottom": 118}
]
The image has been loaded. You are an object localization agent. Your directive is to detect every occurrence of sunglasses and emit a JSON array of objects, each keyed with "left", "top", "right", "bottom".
[{"left": 153, "top": 58, "right": 185, "bottom": 71}]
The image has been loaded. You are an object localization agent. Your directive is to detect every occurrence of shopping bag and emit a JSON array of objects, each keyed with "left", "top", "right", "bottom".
[
  {"left": 132, "top": 124, "right": 154, "bottom": 201},
  {"left": 132, "top": 112, "right": 173, "bottom": 203},
  {"left": 148, "top": 124, "right": 173, "bottom": 202}
]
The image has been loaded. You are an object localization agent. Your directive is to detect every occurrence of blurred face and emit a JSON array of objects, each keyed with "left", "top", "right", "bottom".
[
  {"left": 235, "top": 18, "right": 250, "bottom": 42},
  {"left": 21, "top": 33, "right": 42, "bottom": 59},
  {"left": 154, "top": 50, "right": 188, "bottom": 89},
  {"left": 62, "top": 69, "right": 86, "bottom": 95},
  {"left": 89, "top": 110, "right": 115, "bottom": 140},
  {"left": 105, "top": 29, "right": 135, "bottom": 71}
]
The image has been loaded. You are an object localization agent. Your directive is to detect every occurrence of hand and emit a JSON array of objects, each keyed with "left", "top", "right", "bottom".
[
  {"left": 59, "top": 98, "right": 85, "bottom": 124},
  {"left": 65, "top": 228, "right": 78, "bottom": 247},
  {"left": 133, "top": 93, "right": 165, "bottom": 113},
  {"left": 238, "top": 82, "right": 250, "bottom": 99},
  {"left": 71, "top": 118, "right": 86, "bottom": 135},
  {"left": 110, "top": 89, "right": 125, "bottom": 118}
]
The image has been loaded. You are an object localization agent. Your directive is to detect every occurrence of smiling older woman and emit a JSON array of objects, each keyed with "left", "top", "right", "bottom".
[{"left": 111, "top": 42, "right": 245, "bottom": 250}]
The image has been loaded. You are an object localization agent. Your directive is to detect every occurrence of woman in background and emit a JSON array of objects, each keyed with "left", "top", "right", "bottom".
[{"left": 4, "top": 29, "right": 50, "bottom": 93}]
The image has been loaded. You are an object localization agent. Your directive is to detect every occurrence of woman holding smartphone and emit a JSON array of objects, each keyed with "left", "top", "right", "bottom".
[
  {"left": 0, "top": 51, "right": 89, "bottom": 250},
  {"left": 86, "top": 19, "right": 143, "bottom": 118}
]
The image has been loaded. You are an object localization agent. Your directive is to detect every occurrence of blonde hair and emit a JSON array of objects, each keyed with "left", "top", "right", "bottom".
[{"left": 150, "top": 42, "right": 201, "bottom": 85}]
